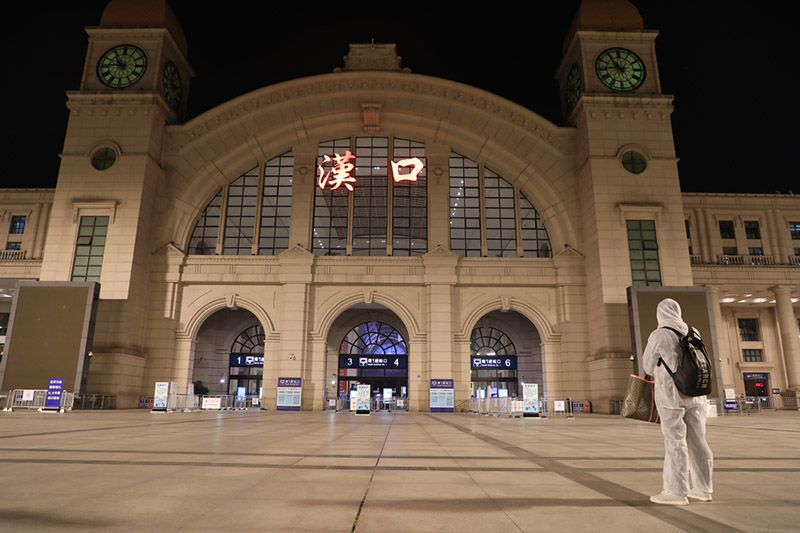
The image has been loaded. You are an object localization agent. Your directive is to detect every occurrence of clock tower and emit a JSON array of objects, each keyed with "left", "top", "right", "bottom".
[
  {"left": 39, "top": 0, "right": 193, "bottom": 398},
  {"left": 555, "top": 0, "right": 694, "bottom": 403}
]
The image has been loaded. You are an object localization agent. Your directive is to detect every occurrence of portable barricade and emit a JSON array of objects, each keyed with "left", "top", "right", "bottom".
[{"left": 2, "top": 389, "right": 74, "bottom": 412}]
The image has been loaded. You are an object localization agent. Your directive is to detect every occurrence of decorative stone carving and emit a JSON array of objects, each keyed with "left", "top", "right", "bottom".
[
  {"left": 362, "top": 103, "right": 381, "bottom": 133},
  {"left": 339, "top": 43, "right": 405, "bottom": 72}
]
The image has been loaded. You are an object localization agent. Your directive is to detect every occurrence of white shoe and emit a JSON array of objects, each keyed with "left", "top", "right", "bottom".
[
  {"left": 650, "top": 491, "right": 689, "bottom": 506},
  {"left": 687, "top": 489, "right": 712, "bottom": 502}
]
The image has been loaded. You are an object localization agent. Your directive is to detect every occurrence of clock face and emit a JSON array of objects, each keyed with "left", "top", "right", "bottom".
[
  {"left": 566, "top": 64, "right": 581, "bottom": 110},
  {"left": 162, "top": 61, "right": 182, "bottom": 110},
  {"left": 595, "top": 48, "right": 645, "bottom": 92},
  {"left": 97, "top": 44, "right": 147, "bottom": 88}
]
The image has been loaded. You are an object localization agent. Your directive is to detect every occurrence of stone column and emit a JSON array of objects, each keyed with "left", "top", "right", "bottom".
[
  {"left": 707, "top": 286, "right": 735, "bottom": 388},
  {"left": 694, "top": 207, "right": 710, "bottom": 263},
  {"left": 27, "top": 203, "right": 42, "bottom": 259},
  {"left": 769, "top": 209, "right": 787, "bottom": 263},
  {"left": 35, "top": 202, "right": 50, "bottom": 259},
  {"left": 278, "top": 248, "right": 314, "bottom": 409},
  {"left": 425, "top": 144, "right": 451, "bottom": 252},
  {"left": 288, "top": 143, "right": 318, "bottom": 250},
  {"left": 770, "top": 285, "right": 800, "bottom": 392},
  {"left": 703, "top": 208, "right": 717, "bottom": 262}
]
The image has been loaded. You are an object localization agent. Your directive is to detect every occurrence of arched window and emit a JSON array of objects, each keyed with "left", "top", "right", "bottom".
[
  {"left": 340, "top": 322, "right": 407, "bottom": 355},
  {"left": 231, "top": 325, "right": 265, "bottom": 354},
  {"left": 470, "top": 326, "right": 516, "bottom": 356},
  {"left": 188, "top": 151, "right": 293, "bottom": 256},
  {"left": 449, "top": 152, "right": 551, "bottom": 258}
]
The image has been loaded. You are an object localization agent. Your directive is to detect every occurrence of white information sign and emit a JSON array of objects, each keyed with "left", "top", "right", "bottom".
[
  {"left": 22, "top": 389, "right": 35, "bottom": 402},
  {"left": 383, "top": 388, "right": 393, "bottom": 402},
  {"left": 349, "top": 390, "right": 358, "bottom": 411},
  {"left": 153, "top": 382, "right": 169, "bottom": 410},
  {"left": 202, "top": 397, "right": 221, "bottom": 410},
  {"left": 523, "top": 383, "right": 540, "bottom": 416},
  {"left": 356, "top": 384, "right": 371, "bottom": 413},
  {"left": 554, "top": 400, "right": 566, "bottom": 413},
  {"left": 724, "top": 388, "right": 736, "bottom": 400},
  {"left": 276, "top": 378, "right": 302, "bottom": 411}
]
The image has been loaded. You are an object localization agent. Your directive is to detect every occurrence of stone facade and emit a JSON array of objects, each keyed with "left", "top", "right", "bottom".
[{"left": 1, "top": 1, "right": 798, "bottom": 410}]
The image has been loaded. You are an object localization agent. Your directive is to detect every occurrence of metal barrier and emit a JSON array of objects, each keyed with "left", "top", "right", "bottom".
[
  {"left": 324, "top": 395, "right": 410, "bottom": 412},
  {"left": 196, "top": 394, "right": 260, "bottom": 411},
  {"left": 2, "top": 389, "right": 74, "bottom": 412},
  {"left": 721, "top": 398, "right": 763, "bottom": 416},
  {"left": 609, "top": 399, "right": 623, "bottom": 415},
  {"left": 72, "top": 394, "right": 116, "bottom": 410},
  {"left": 469, "top": 397, "right": 586, "bottom": 418}
]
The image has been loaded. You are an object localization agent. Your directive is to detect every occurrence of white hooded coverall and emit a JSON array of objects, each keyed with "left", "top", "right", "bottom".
[{"left": 643, "top": 298, "right": 713, "bottom": 496}]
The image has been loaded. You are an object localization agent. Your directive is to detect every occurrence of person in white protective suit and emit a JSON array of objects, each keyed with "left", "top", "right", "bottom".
[{"left": 643, "top": 298, "right": 713, "bottom": 505}]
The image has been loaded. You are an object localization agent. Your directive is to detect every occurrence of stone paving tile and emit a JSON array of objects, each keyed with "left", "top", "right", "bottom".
[{"left": 1, "top": 410, "right": 799, "bottom": 532}]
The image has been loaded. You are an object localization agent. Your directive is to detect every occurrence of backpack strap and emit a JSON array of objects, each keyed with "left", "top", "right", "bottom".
[{"left": 657, "top": 326, "right": 681, "bottom": 375}]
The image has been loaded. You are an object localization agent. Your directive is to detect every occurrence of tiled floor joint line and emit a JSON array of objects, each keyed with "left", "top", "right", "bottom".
[
  {"left": 351, "top": 414, "right": 396, "bottom": 532},
  {"left": 429, "top": 414, "right": 747, "bottom": 533}
]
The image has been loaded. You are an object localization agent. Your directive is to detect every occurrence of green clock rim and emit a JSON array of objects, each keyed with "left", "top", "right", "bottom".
[
  {"left": 163, "top": 61, "right": 182, "bottom": 109},
  {"left": 97, "top": 44, "right": 148, "bottom": 89},
  {"left": 594, "top": 47, "right": 645, "bottom": 92},
  {"left": 566, "top": 64, "right": 581, "bottom": 109}
]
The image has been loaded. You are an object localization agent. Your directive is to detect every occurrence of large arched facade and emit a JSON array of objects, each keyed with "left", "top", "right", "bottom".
[
  {"left": 20, "top": 1, "right": 787, "bottom": 413},
  {"left": 138, "top": 62, "right": 588, "bottom": 411}
]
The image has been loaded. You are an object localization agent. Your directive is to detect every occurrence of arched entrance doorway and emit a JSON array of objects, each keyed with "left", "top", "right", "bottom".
[
  {"left": 192, "top": 308, "right": 265, "bottom": 396},
  {"left": 324, "top": 306, "right": 410, "bottom": 410},
  {"left": 469, "top": 310, "right": 543, "bottom": 399}
]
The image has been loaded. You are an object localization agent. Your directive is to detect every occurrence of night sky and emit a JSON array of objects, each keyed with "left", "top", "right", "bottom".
[{"left": 3, "top": 1, "right": 796, "bottom": 194}]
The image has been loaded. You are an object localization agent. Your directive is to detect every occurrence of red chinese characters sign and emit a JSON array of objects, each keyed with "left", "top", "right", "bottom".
[{"left": 317, "top": 154, "right": 424, "bottom": 191}]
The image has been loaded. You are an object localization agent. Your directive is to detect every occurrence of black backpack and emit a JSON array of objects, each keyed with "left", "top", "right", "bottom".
[{"left": 658, "top": 326, "right": 713, "bottom": 397}]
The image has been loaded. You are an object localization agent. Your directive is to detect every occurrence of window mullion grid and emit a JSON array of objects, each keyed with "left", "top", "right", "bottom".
[
  {"left": 514, "top": 187, "right": 522, "bottom": 257},
  {"left": 479, "top": 163, "right": 487, "bottom": 257},
  {"left": 346, "top": 135, "right": 355, "bottom": 256},
  {"left": 387, "top": 136, "right": 394, "bottom": 256},
  {"left": 251, "top": 162, "right": 266, "bottom": 255},
  {"left": 216, "top": 183, "right": 230, "bottom": 255}
]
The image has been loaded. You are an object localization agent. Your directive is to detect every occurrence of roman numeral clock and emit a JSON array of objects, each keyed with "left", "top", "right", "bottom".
[
  {"left": 96, "top": 44, "right": 148, "bottom": 88},
  {"left": 594, "top": 47, "right": 645, "bottom": 92}
]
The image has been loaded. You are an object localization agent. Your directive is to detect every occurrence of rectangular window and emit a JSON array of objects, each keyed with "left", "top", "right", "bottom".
[
  {"left": 744, "top": 221, "right": 761, "bottom": 240},
  {"left": 5, "top": 242, "right": 21, "bottom": 250},
  {"left": 9, "top": 215, "right": 26, "bottom": 234},
  {"left": 748, "top": 247, "right": 763, "bottom": 256},
  {"left": 449, "top": 154, "right": 481, "bottom": 257},
  {"left": 790, "top": 222, "right": 800, "bottom": 240},
  {"left": 222, "top": 167, "right": 259, "bottom": 255},
  {"left": 685, "top": 219, "right": 691, "bottom": 239},
  {"left": 392, "top": 138, "right": 427, "bottom": 256},
  {"left": 71, "top": 216, "right": 108, "bottom": 282},
  {"left": 722, "top": 246, "right": 738, "bottom": 256},
  {"left": 742, "top": 349, "right": 763, "bottom": 362},
  {"left": 794, "top": 247, "right": 800, "bottom": 256},
  {"left": 352, "top": 136, "right": 388, "bottom": 256},
  {"left": 0, "top": 312, "right": 9, "bottom": 336},
  {"left": 313, "top": 138, "right": 351, "bottom": 256},
  {"left": 259, "top": 153, "right": 293, "bottom": 255},
  {"left": 627, "top": 220, "right": 661, "bottom": 286},
  {"left": 484, "top": 169, "right": 517, "bottom": 257},
  {"left": 719, "top": 220, "right": 735, "bottom": 239},
  {"left": 738, "top": 318, "right": 760, "bottom": 342}
]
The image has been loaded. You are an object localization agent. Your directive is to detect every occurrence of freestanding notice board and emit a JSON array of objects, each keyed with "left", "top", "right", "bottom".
[{"left": 0, "top": 281, "right": 99, "bottom": 393}]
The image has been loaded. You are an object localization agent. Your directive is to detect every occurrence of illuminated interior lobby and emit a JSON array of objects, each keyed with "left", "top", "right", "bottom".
[{"left": 0, "top": 0, "right": 798, "bottom": 410}]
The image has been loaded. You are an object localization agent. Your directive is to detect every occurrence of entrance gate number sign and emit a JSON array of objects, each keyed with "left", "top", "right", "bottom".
[
  {"left": 430, "top": 379, "right": 454, "bottom": 412},
  {"left": 470, "top": 356, "right": 517, "bottom": 369},
  {"left": 339, "top": 355, "right": 407, "bottom": 369},
  {"left": 276, "top": 377, "right": 302, "bottom": 411}
]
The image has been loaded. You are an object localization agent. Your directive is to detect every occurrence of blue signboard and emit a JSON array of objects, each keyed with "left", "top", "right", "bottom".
[
  {"left": 230, "top": 353, "right": 264, "bottom": 367},
  {"left": 470, "top": 356, "right": 517, "bottom": 369},
  {"left": 44, "top": 378, "right": 64, "bottom": 409},
  {"left": 742, "top": 372, "right": 769, "bottom": 381},
  {"left": 339, "top": 355, "right": 407, "bottom": 369}
]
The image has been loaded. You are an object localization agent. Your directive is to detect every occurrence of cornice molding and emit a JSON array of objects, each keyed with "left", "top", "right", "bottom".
[{"left": 166, "top": 72, "right": 574, "bottom": 156}]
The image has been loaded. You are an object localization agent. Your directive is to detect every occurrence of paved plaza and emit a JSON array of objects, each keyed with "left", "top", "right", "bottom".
[{"left": 0, "top": 409, "right": 798, "bottom": 532}]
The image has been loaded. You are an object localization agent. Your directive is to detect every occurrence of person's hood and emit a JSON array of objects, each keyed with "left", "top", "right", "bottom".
[{"left": 656, "top": 298, "right": 688, "bottom": 334}]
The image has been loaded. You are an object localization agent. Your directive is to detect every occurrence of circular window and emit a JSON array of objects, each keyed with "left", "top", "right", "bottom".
[
  {"left": 91, "top": 147, "right": 117, "bottom": 170},
  {"left": 621, "top": 150, "right": 647, "bottom": 174}
]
